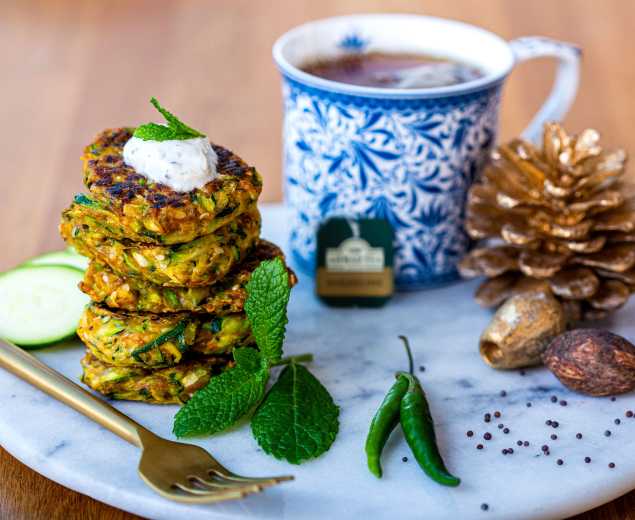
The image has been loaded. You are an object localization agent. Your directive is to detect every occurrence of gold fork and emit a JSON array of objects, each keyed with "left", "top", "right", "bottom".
[{"left": 0, "top": 340, "right": 293, "bottom": 503}]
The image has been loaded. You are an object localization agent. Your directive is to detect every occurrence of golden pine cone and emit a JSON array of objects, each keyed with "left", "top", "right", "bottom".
[{"left": 458, "top": 123, "right": 635, "bottom": 322}]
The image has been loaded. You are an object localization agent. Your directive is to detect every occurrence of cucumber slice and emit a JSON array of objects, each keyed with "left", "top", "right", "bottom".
[
  {"left": 25, "top": 250, "right": 88, "bottom": 271},
  {"left": 0, "top": 265, "right": 89, "bottom": 348}
]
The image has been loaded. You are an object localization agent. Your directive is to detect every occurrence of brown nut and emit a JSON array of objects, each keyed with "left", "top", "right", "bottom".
[
  {"left": 543, "top": 329, "right": 635, "bottom": 396},
  {"left": 479, "top": 291, "right": 566, "bottom": 369}
]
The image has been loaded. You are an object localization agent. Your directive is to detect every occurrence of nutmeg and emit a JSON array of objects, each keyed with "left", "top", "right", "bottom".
[{"left": 542, "top": 329, "right": 635, "bottom": 396}]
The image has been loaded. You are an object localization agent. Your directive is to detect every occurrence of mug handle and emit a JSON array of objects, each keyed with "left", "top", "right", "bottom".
[{"left": 509, "top": 36, "right": 582, "bottom": 143}]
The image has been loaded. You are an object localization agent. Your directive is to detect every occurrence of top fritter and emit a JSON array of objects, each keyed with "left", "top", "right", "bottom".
[{"left": 79, "top": 127, "right": 262, "bottom": 245}]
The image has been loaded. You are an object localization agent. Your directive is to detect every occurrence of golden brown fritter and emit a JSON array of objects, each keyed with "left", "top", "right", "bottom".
[
  {"left": 81, "top": 351, "right": 231, "bottom": 404},
  {"left": 61, "top": 208, "right": 261, "bottom": 287},
  {"left": 80, "top": 240, "right": 297, "bottom": 314},
  {"left": 79, "top": 128, "right": 262, "bottom": 245},
  {"left": 78, "top": 304, "right": 253, "bottom": 369}
]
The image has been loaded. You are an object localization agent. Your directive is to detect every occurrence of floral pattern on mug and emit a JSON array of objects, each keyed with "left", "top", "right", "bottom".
[{"left": 282, "top": 78, "right": 502, "bottom": 288}]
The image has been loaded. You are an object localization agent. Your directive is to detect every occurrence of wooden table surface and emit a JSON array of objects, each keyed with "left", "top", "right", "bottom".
[{"left": 1, "top": 0, "right": 635, "bottom": 518}]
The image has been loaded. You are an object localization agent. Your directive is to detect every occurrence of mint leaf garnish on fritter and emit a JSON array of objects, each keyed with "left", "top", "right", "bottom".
[
  {"left": 244, "top": 257, "right": 290, "bottom": 365},
  {"left": 133, "top": 97, "right": 205, "bottom": 141},
  {"left": 252, "top": 363, "right": 340, "bottom": 464},
  {"left": 173, "top": 347, "right": 268, "bottom": 438}
]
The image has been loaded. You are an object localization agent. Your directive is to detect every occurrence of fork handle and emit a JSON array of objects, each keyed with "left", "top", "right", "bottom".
[{"left": 0, "top": 340, "right": 149, "bottom": 447}]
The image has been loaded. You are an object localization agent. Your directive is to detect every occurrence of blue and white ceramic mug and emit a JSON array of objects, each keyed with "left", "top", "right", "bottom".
[{"left": 273, "top": 14, "right": 580, "bottom": 290}]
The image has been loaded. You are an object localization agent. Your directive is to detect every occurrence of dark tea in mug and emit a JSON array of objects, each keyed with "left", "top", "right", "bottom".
[{"left": 301, "top": 52, "right": 484, "bottom": 89}]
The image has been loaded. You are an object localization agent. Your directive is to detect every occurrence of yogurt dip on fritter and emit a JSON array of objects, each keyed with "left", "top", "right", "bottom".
[{"left": 123, "top": 136, "right": 219, "bottom": 192}]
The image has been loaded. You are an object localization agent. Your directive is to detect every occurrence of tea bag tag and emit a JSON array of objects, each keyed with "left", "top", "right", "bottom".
[{"left": 316, "top": 217, "right": 394, "bottom": 306}]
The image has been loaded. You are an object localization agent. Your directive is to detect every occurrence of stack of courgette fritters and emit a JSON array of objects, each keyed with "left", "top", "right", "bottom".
[{"left": 60, "top": 128, "right": 295, "bottom": 405}]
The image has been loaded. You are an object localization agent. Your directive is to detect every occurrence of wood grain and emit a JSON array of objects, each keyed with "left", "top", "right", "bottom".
[
  {"left": 0, "top": 447, "right": 142, "bottom": 520},
  {"left": 1, "top": 0, "right": 635, "bottom": 518}
]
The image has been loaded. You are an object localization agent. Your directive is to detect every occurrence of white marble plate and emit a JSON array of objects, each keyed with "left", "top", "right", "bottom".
[{"left": 2, "top": 205, "right": 635, "bottom": 520}]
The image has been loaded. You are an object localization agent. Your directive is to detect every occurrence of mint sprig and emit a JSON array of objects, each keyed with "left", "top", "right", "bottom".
[
  {"left": 172, "top": 258, "right": 339, "bottom": 465},
  {"left": 133, "top": 98, "right": 205, "bottom": 142},
  {"left": 244, "top": 257, "right": 290, "bottom": 365},
  {"left": 252, "top": 363, "right": 340, "bottom": 464},
  {"left": 173, "top": 347, "right": 268, "bottom": 437}
]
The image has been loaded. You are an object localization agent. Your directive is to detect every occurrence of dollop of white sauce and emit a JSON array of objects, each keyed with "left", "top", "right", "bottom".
[{"left": 122, "top": 136, "right": 218, "bottom": 192}]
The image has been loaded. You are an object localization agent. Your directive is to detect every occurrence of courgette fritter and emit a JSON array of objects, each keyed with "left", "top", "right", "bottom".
[
  {"left": 80, "top": 240, "right": 297, "bottom": 314},
  {"left": 78, "top": 304, "right": 252, "bottom": 368},
  {"left": 81, "top": 351, "right": 230, "bottom": 404},
  {"left": 61, "top": 208, "right": 261, "bottom": 287},
  {"left": 79, "top": 128, "right": 262, "bottom": 245}
]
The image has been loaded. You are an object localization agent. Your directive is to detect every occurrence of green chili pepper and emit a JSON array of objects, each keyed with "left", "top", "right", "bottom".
[
  {"left": 365, "top": 374, "right": 409, "bottom": 478},
  {"left": 399, "top": 371, "right": 461, "bottom": 487},
  {"left": 364, "top": 336, "right": 460, "bottom": 486},
  {"left": 364, "top": 335, "right": 415, "bottom": 478}
]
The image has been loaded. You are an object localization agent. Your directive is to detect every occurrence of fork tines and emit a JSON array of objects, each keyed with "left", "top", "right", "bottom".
[{"left": 169, "top": 470, "right": 294, "bottom": 503}]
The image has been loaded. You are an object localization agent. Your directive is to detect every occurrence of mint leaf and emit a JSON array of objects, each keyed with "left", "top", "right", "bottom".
[
  {"left": 148, "top": 97, "right": 204, "bottom": 138},
  {"left": 244, "top": 258, "right": 290, "bottom": 365},
  {"left": 133, "top": 122, "right": 179, "bottom": 141},
  {"left": 173, "top": 347, "right": 268, "bottom": 437},
  {"left": 133, "top": 97, "right": 205, "bottom": 142},
  {"left": 173, "top": 258, "right": 293, "bottom": 439},
  {"left": 251, "top": 363, "right": 339, "bottom": 464}
]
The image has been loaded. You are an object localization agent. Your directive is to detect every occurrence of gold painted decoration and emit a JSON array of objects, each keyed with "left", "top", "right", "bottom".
[
  {"left": 479, "top": 291, "right": 566, "bottom": 369},
  {"left": 459, "top": 123, "right": 634, "bottom": 322}
]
